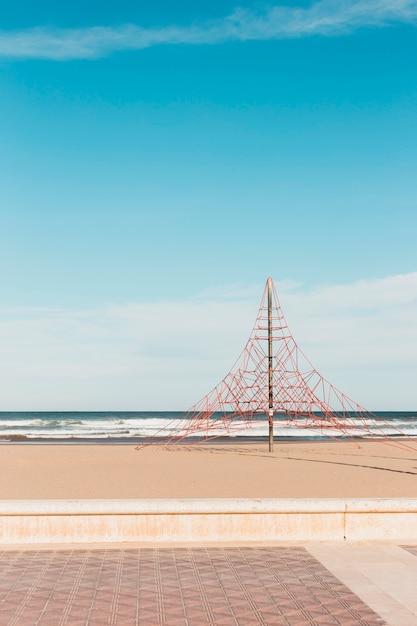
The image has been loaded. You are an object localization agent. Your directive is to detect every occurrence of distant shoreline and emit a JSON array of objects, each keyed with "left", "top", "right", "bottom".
[
  {"left": 0, "top": 434, "right": 411, "bottom": 444},
  {"left": 0, "top": 410, "right": 415, "bottom": 443}
]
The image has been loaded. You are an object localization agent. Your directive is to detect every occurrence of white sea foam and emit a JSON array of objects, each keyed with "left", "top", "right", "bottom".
[{"left": 0, "top": 412, "right": 416, "bottom": 441}]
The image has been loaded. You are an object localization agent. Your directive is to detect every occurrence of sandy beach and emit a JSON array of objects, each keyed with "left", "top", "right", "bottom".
[{"left": 0, "top": 439, "right": 416, "bottom": 499}]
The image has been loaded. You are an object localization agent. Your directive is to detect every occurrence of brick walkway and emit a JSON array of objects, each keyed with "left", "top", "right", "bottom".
[{"left": 0, "top": 546, "right": 385, "bottom": 626}]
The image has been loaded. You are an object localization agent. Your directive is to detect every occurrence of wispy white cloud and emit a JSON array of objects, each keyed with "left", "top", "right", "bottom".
[
  {"left": 1, "top": 0, "right": 417, "bottom": 60},
  {"left": 280, "top": 272, "right": 417, "bottom": 368},
  {"left": 0, "top": 272, "right": 416, "bottom": 410}
]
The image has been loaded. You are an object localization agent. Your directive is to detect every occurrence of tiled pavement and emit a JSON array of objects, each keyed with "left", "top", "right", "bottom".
[{"left": 0, "top": 544, "right": 416, "bottom": 626}]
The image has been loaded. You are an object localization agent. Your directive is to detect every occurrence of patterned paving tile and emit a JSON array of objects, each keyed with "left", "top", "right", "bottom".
[{"left": 0, "top": 547, "right": 385, "bottom": 625}]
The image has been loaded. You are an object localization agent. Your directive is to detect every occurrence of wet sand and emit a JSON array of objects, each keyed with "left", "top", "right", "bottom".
[{"left": 0, "top": 440, "right": 416, "bottom": 499}]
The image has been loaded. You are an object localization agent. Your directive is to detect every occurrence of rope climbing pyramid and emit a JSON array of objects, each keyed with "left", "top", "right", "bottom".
[{"left": 163, "top": 277, "right": 408, "bottom": 449}]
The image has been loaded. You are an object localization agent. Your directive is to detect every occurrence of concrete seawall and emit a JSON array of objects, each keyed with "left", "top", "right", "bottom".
[{"left": 1, "top": 498, "right": 417, "bottom": 544}]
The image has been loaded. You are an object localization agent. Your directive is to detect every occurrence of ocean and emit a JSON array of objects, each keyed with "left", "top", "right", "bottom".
[{"left": 0, "top": 411, "right": 416, "bottom": 443}]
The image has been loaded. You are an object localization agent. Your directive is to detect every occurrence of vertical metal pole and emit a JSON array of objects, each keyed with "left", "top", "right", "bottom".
[{"left": 267, "top": 277, "right": 274, "bottom": 453}]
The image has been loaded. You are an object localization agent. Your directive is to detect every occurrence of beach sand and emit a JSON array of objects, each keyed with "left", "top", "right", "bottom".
[{"left": 0, "top": 440, "right": 416, "bottom": 499}]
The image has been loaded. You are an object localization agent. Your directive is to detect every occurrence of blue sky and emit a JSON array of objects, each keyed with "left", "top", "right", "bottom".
[{"left": 1, "top": 1, "right": 416, "bottom": 410}]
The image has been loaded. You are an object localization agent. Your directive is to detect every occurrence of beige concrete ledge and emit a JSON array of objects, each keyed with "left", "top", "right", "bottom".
[{"left": 0, "top": 498, "right": 416, "bottom": 544}]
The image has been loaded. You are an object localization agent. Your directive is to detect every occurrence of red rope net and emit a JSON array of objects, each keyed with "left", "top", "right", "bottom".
[{"left": 155, "top": 278, "right": 413, "bottom": 448}]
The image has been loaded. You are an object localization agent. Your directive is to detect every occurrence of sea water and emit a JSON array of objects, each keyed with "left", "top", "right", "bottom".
[{"left": 0, "top": 411, "right": 416, "bottom": 443}]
